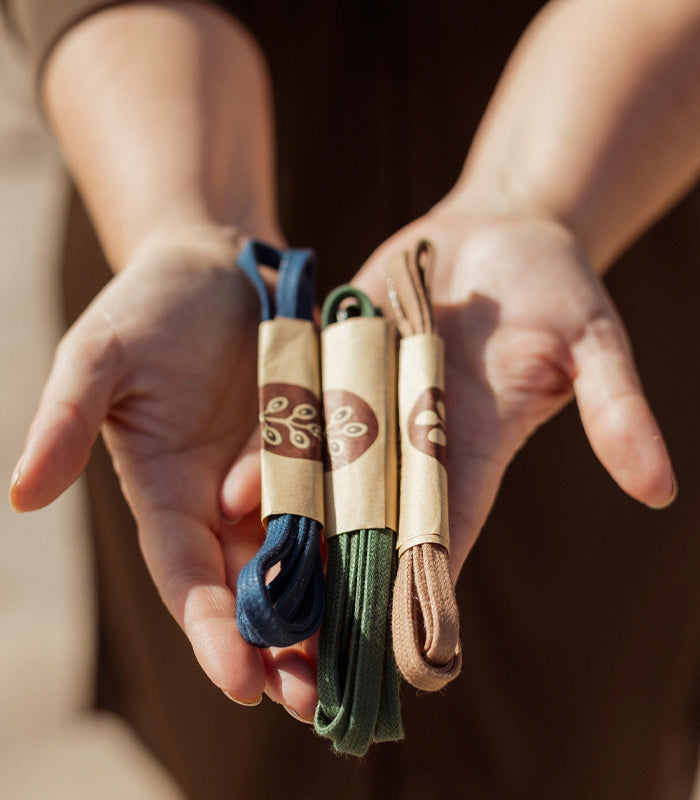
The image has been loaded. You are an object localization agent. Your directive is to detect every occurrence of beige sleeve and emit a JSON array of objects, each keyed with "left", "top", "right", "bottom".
[{"left": 1, "top": 0, "right": 123, "bottom": 74}]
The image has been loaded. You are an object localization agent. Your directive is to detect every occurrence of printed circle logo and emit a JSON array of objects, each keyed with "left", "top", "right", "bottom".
[
  {"left": 323, "top": 389, "right": 379, "bottom": 470},
  {"left": 259, "top": 382, "right": 322, "bottom": 460},
  {"left": 408, "top": 387, "right": 447, "bottom": 466}
]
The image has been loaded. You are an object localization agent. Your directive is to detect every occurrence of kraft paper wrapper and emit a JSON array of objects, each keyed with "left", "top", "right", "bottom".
[
  {"left": 397, "top": 333, "right": 449, "bottom": 556},
  {"left": 322, "top": 317, "right": 398, "bottom": 537},
  {"left": 258, "top": 318, "right": 324, "bottom": 527}
]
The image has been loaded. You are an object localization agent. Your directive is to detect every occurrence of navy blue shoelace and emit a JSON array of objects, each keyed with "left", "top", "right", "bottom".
[{"left": 235, "top": 240, "right": 325, "bottom": 647}]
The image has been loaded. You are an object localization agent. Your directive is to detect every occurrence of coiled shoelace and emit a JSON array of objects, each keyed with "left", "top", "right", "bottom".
[
  {"left": 384, "top": 241, "right": 462, "bottom": 692},
  {"left": 235, "top": 240, "right": 325, "bottom": 648},
  {"left": 314, "top": 286, "right": 403, "bottom": 756}
]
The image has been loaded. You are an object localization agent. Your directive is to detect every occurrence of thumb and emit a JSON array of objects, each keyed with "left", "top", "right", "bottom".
[
  {"left": 220, "top": 426, "right": 261, "bottom": 522},
  {"left": 572, "top": 315, "right": 676, "bottom": 509},
  {"left": 10, "top": 315, "right": 122, "bottom": 511}
]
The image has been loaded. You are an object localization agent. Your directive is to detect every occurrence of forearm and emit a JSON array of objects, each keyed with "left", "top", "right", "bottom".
[
  {"left": 41, "top": 1, "right": 280, "bottom": 271},
  {"left": 449, "top": 0, "right": 700, "bottom": 271}
]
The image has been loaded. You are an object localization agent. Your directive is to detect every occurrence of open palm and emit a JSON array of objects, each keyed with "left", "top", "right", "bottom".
[
  {"left": 356, "top": 208, "right": 676, "bottom": 581},
  {"left": 10, "top": 231, "right": 318, "bottom": 718}
]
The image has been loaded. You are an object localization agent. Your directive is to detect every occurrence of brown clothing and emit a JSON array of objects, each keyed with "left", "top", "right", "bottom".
[{"left": 7, "top": 1, "right": 700, "bottom": 798}]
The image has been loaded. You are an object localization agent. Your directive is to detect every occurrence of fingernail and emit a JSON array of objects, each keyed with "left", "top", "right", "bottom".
[
  {"left": 648, "top": 471, "right": 678, "bottom": 510},
  {"left": 9, "top": 456, "right": 23, "bottom": 510},
  {"left": 222, "top": 690, "right": 263, "bottom": 707},
  {"left": 285, "top": 706, "right": 314, "bottom": 725},
  {"left": 220, "top": 510, "right": 242, "bottom": 526}
]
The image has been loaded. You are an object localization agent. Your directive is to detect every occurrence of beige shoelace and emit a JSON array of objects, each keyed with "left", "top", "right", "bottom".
[{"left": 383, "top": 241, "right": 462, "bottom": 692}]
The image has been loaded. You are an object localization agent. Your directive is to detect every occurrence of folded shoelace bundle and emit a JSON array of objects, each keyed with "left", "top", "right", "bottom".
[
  {"left": 383, "top": 241, "right": 462, "bottom": 692},
  {"left": 314, "top": 286, "right": 403, "bottom": 756},
  {"left": 235, "top": 240, "right": 325, "bottom": 648}
]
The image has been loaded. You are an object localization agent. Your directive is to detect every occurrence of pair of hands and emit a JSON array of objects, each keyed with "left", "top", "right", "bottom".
[{"left": 9, "top": 206, "right": 675, "bottom": 723}]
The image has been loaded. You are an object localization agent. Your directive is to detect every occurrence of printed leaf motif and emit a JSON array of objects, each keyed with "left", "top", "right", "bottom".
[
  {"left": 264, "top": 396, "right": 289, "bottom": 415},
  {"left": 329, "top": 406, "right": 353, "bottom": 426},
  {"left": 408, "top": 386, "right": 447, "bottom": 465},
  {"left": 323, "top": 389, "right": 379, "bottom": 470},
  {"left": 263, "top": 427, "right": 284, "bottom": 447},
  {"left": 259, "top": 382, "right": 323, "bottom": 461},
  {"left": 427, "top": 428, "right": 447, "bottom": 446},
  {"left": 414, "top": 409, "right": 441, "bottom": 427}
]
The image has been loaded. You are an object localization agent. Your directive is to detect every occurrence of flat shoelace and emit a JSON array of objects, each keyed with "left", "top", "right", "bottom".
[
  {"left": 235, "top": 241, "right": 325, "bottom": 648},
  {"left": 314, "top": 286, "right": 403, "bottom": 756},
  {"left": 385, "top": 241, "right": 462, "bottom": 691}
]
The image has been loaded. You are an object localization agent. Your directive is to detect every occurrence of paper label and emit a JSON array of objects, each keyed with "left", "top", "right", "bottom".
[
  {"left": 397, "top": 333, "right": 449, "bottom": 555},
  {"left": 258, "top": 318, "right": 324, "bottom": 527},
  {"left": 321, "top": 317, "right": 398, "bottom": 537}
]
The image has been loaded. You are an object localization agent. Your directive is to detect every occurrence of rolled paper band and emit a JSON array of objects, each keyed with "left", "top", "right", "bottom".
[
  {"left": 396, "top": 332, "right": 449, "bottom": 556},
  {"left": 258, "top": 318, "right": 324, "bottom": 527},
  {"left": 321, "top": 316, "right": 398, "bottom": 537}
]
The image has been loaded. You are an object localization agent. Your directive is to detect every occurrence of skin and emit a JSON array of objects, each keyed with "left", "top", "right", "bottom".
[{"left": 9, "top": 0, "right": 700, "bottom": 724}]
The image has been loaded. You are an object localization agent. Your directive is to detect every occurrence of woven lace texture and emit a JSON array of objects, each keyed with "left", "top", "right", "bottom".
[{"left": 384, "top": 242, "right": 462, "bottom": 691}]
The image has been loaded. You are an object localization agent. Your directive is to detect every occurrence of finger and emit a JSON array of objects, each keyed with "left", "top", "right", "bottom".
[
  {"left": 10, "top": 316, "right": 122, "bottom": 512},
  {"left": 220, "top": 427, "right": 261, "bottom": 521},
  {"left": 261, "top": 642, "right": 319, "bottom": 723},
  {"left": 218, "top": 513, "right": 318, "bottom": 718},
  {"left": 572, "top": 316, "right": 676, "bottom": 509},
  {"left": 137, "top": 506, "right": 267, "bottom": 703}
]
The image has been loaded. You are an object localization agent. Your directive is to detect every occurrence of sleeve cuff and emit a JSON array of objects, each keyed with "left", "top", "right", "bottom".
[{"left": 3, "top": 0, "right": 127, "bottom": 77}]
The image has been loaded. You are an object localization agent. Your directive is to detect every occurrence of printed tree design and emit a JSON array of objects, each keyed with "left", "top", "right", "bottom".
[{"left": 259, "top": 383, "right": 323, "bottom": 460}]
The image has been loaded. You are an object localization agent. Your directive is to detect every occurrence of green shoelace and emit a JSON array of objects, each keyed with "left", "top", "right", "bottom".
[{"left": 314, "top": 286, "right": 403, "bottom": 756}]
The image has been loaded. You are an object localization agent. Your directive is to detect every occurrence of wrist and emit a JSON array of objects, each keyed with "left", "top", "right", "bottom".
[
  {"left": 120, "top": 215, "right": 283, "bottom": 276},
  {"left": 112, "top": 210, "right": 284, "bottom": 274},
  {"left": 440, "top": 164, "right": 543, "bottom": 222},
  {"left": 433, "top": 181, "right": 605, "bottom": 275}
]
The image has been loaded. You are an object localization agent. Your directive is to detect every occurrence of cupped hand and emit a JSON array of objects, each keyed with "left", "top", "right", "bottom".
[
  {"left": 9, "top": 225, "right": 318, "bottom": 720},
  {"left": 355, "top": 206, "right": 677, "bottom": 582}
]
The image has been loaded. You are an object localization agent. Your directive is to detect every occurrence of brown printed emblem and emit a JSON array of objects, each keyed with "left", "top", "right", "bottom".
[
  {"left": 408, "top": 387, "right": 447, "bottom": 466},
  {"left": 323, "top": 389, "right": 379, "bottom": 470},
  {"left": 259, "top": 382, "right": 323, "bottom": 460}
]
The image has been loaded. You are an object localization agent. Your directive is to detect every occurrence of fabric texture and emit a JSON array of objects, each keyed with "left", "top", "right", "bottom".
[
  {"left": 314, "top": 529, "right": 403, "bottom": 756},
  {"left": 236, "top": 513, "right": 324, "bottom": 647},
  {"left": 1, "top": 0, "right": 121, "bottom": 73},
  {"left": 391, "top": 544, "right": 462, "bottom": 691}
]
